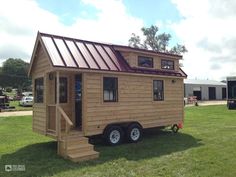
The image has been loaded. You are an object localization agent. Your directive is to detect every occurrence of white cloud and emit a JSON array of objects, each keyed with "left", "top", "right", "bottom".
[
  {"left": 0, "top": 0, "right": 143, "bottom": 64},
  {"left": 171, "top": 0, "right": 236, "bottom": 80}
]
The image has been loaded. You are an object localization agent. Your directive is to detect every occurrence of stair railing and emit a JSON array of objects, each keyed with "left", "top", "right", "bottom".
[{"left": 56, "top": 105, "right": 73, "bottom": 154}]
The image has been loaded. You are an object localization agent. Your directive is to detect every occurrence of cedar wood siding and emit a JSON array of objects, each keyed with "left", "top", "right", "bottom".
[
  {"left": 31, "top": 44, "right": 51, "bottom": 134},
  {"left": 83, "top": 72, "right": 184, "bottom": 136},
  {"left": 31, "top": 44, "right": 74, "bottom": 134},
  {"left": 120, "top": 51, "right": 179, "bottom": 72}
]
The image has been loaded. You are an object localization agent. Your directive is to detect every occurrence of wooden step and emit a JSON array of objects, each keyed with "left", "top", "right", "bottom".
[
  {"left": 65, "top": 137, "right": 88, "bottom": 145},
  {"left": 68, "top": 150, "right": 99, "bottom": 162},
  {"left": 58, "top": 130, "right": 99, "bottom": 162},
  {"left": 61, "top": 131, "right": 84, "bottom": 138},
  {"left": 67, "top": 144, "right": 94, "bottom": 154}
]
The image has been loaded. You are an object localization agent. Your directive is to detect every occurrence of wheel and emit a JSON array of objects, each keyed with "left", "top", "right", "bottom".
[
  {"left": 126, "top": 123, "right": 143, "bottom": 143},
  {"left": 228, "top": 103, "right": 232, "bottom": 110},
  {"left": 104, "top": 125, "right": 124, "bottom": 145},
  {"left": 171, "top": 124, "right": 179, "bottom": 133}
]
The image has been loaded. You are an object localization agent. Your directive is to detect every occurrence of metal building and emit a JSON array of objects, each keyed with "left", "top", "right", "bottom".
[{"left": 184, "top": 79, "right": 226, "bottom": 100}]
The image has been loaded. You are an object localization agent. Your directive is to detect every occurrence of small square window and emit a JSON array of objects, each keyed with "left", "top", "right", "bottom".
[
  {"left": 161, "top": 60, "right": 174, "bottom": 70},
  {"left": 138, "top": 56, "right": 153, "bottom": 68}
]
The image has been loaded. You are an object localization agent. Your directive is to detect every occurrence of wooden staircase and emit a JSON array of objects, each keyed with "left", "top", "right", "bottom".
[{"left": 58, "top": 131, "right": 99, "bottom": 162}]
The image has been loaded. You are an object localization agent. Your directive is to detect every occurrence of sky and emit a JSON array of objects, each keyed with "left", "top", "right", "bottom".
[{"left": 0, "top": 0, "right": 236, "bottom": 81}]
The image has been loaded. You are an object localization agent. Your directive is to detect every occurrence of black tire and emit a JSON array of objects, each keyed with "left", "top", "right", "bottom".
[
  {"left": 228, "top": 103, "right": 232, "bottom": 110},
  {"left": 126, "top": 123, "right": 143, "bottom": 143},
  {"left": 171, "top": 124, "right": 179, "bottom": 133},
  {"left": 104, "top": 125, "right": 124, "bottom": 146}
]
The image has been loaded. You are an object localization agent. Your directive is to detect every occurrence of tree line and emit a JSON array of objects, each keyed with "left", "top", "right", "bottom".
[{"left": 0, "top": 58, "right": 31, "bottom": 91}]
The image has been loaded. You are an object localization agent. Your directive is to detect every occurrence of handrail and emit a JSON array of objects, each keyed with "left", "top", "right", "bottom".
[
  {"left": 57, "top": 106, "right": 73, "bottom": 126},
  {"left": 47, "top": 104, "right": 73, "bottom": 154},
  {"left": 56, "top": 105, "right": 73, "bottom": 153}
]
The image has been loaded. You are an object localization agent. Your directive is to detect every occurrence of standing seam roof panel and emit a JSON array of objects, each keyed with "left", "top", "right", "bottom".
[
  {"left": 85, "top": 43, "right": 109, "bottom": 70},
  {"left": 65, "top": 40, "right": 89, "bottom": 68},
  {"left": 41, "top": 36, "right": 64, "bottom": 66},
  {"left": 95, "top": 45, "right": 118, "bottom": 71},
  {"left": 76, "top": 42, "right": 99, "bottom": 69},
  {"left": 54, "top": 38, "right": 77, "bottom": 67},
  {"left": 103, "top": 46, "right": 125, "bottom": 71}
]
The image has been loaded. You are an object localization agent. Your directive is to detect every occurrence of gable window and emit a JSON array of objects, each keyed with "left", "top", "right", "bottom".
[
  {"left": 161, "top": 60, "right": 174, "bottom": 70},
  {"left": 153, "top": 80, "right": 164, "bottom": 101},
  {"left": 55, "top": 77, "right": 68, "bottom": 103},
  {"left": 103, "top": 77, "right": 118, "bottom": 102},
  {"left": 35, "top": 77, "right": 44, "bottom": 103},
  {"left": 138, "top": 56, "right": 153, "bottom": 68}
]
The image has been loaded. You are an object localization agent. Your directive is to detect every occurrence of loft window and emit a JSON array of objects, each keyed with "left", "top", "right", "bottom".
[
  {"left": 153, "top": 80, "right": 164, "bottom": 101},
  {"left": 138, "top": 56, "right": 153, "bottom": 68},
  {"left": 161, "top": 60, "right": 174, "bottom": 70},
  {"left": 103, "top": 77, "right": 118, "bottom": 102},
  {"left": 55, "top": 77, "right": 68, "bottom": 103},
  {"left": 35, "top": 77, "right": 44, "bottom": 103}
]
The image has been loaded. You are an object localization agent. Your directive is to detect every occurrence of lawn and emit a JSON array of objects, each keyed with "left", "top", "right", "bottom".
[{"left": 0, "top": 105, "right": 236, "bottom": 177}]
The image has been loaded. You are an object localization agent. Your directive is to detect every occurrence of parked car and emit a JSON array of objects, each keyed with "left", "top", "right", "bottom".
[{"left": 19, "top": 96, "right": 33, "bottom": 107}]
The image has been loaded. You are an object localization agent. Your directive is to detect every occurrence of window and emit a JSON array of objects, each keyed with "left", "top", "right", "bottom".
[
  {"left": 138, "top": 56, "right": 153, "bottom": 68},
  {"left": 55, "top": 77, "right": 68, "bottom": 103},
  {"left": 161, "top": 60, "right": 174, "bottom": 70},
  {"left": 103, "top": 77, "right": 118, "bottom": 102},
  {"left": 35, "top": 78, "right": 44, "bottom": 103},
  {"left": 153, "top": 80, "right": 164, "bottom": 101}
]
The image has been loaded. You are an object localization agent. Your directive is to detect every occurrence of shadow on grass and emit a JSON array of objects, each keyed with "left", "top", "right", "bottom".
[
  {"left": 0, "top": 129, "right": 203, "bottom": 177},
  {"left": 94, "top": 129, "right": 203, "bottom": 161}
]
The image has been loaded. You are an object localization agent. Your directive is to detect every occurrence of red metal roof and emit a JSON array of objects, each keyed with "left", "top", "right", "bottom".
[{"left": 39, "top": 32, "right": 186, "bottom": 77}]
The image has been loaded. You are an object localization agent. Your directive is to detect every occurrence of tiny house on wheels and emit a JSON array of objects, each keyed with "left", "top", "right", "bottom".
[{"left": 28, "top": 32, "right": 187, "bottom": 162}]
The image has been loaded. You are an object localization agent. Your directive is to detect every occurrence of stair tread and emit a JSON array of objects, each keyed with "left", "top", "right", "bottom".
[
  {"left": 62, "top": 133, "right": 84, "bottom": 137},
  {"left": 68, "top": 150, "right": 99, "bottom": 158},
  {"left": 67, "top": 143, "right": 93, "bottom": 150},
  {"left": 62, "top": 136, "right": 88, "bottom": 141}
]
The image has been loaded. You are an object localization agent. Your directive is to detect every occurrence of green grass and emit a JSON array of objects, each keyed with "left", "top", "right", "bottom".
[
  {"left": 9, "top": 101, "right": 32, "bottom": 111},
  {"left": 0, "top": 105, "right": 236, "bottom": 177}
]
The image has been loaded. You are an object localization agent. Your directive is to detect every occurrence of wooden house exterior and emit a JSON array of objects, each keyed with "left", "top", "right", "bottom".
[{"left": 28, "top": 32, "right": 187, "bottom": 162}]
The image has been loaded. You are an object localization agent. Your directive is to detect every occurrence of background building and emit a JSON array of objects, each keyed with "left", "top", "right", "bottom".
[{"left": 184, "top": 79, "right": 226, "bottom": 100}]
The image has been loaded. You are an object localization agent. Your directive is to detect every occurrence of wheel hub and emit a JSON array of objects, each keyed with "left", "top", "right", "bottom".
[
  {"left": 130, "top": 128, "right": 140, "bottom": 141},
  {"left": 109, "top": 130, "right": 120, "bottom": 144}
]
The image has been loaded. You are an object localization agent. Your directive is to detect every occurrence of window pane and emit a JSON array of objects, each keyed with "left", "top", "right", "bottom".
[
  {"left": 103, "top": 77, "right": 118, "bottom": 102},
  {"left": 55, "top": 77, "right": 68, "bottom": 103},
  {"left": 138, "top": 56, "right": 153, "bottom": 68},
  {"left": 153, "top": 80, "right": 164, "bottom": 101},
  {"left": 35, "top": 78, "right": 44, "bottom": 103},
  {"left": 104, "top": 90, "right": 110, "bottom": 101},
  {"left": 161, "top": 60, "right": 174, "bottom": 70}
]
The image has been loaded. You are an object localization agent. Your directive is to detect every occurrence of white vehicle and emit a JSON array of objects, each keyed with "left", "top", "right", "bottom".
[{"left": 19, "top": 96, "right": 33, "bottom": 106}]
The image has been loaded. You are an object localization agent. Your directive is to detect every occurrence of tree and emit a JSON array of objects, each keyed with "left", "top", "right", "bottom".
[
  {"left": 128, "top": 25, "right": 187, "bottom": 55},
  {"left": 0, "top": 58, "right": 31, "bottom": 90}
]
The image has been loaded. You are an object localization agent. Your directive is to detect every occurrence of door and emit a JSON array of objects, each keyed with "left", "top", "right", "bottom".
[
  {"left": 222, "top": 88, "right": 226, "bottom": 100},
  {"left": 75, "top": 75, "right": 82, "bottom": 128},
  {"left": 193, "top": 91, "right": 202, "bottom": 100},
  {"left": 208, "top": 87, "right": 216, "bottom": 100}
]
